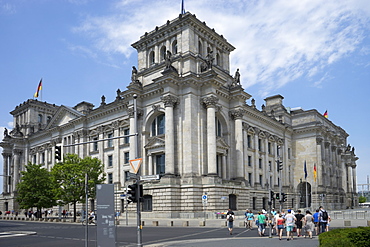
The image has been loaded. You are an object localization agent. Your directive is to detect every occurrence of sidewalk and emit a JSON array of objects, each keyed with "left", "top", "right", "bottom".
[{"left": 146, "top": 236, "right": 319, "bottom": 247}]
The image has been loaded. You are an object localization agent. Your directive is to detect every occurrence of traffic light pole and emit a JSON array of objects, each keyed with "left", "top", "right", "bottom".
[{"left": 133, "top": 94, "right": 142, "bottom": 247}]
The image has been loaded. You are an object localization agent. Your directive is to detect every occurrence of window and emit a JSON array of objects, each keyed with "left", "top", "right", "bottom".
[
  {"left": 288, "top": 148, "right": 291, "bottom": 159},
  {"left": 229, "top": 194, "right": 237, "bottom": 210},
  {"left": 216, "top": 52, "right": 221, "bottom": 66},
  {"left": 248, "top": 173, "right": 252, "bottom": 186},
  {"left": 33, "top": 155, "right": 36, "bottom": 164},
  {"left": 41, "top": 152, "right": 45, "bottom": 164},
  {"left": 268, "top": 142, "right": 271, "bottom": 154},
  {"left": 38, "top": 114, "right": 43, "bottom": 123},
  {"left": 259, "top": 158, "right": 262, "bottom": 169},
  {"left": 259, "top": 175, "right": 263, "bottom": 185},
  {"left": 156, "top": 154, "right": 165, "bottom": 175},
  {"left": 142, "top": 195, "right": 152, "bottom": 212},
  {"left": 215, "top": 118, "right": 222, "bottom": 137},
  {"left": 124, "top": 129, "right": 130, "bottom": 144},
  {"left": 198, "top": 41, "right": 203, "bottom": 56},
  {"left": 107, "top": 133, "right": 113, "bottom": 148},
  {"left": 258, "top": 139, "right": 262, "bottom": 151},
  {"left": 247, "top": 135, "right": 252, "bottom": 148},
  {"left": 152, "top": 114, "right": 165, "bottom": 136},
  {"left": 149, "top": 51, "right": 155, "bottom": 65},
  {"left": 47, "top": 116, "right": 52, "bottom": 124},
  {"left": 108, "top": 173, "right": 113, "bottom": 184},
  {"left": 172, "top": 40, "right": 178, "bottom": 54},
  {"left": 93, "top": 137, "right": 98, "bottom": 151},
  {"left": 124, "top": 152, "right": 129, "bottom": 164},
  {"left": 248, "top": 156, "right": 252, "bottom": 167},
  {"left": 125, "top": 171, "right": 130, "bottom": 181},
  {"left": 108, "top": 155, "right": 113, "bottom": 167},
  {"left": 268, "top": 161, "right": 272, "bottom": 172},
  {"left": 160, "top": 46, "right": 166, "bottom": 61}
]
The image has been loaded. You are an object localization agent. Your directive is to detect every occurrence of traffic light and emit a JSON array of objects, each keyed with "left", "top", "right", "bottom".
[
  {"left": 270, "top": 191, "right": 275, "bottom": 199},
  {"left": 127, "top": 184, "right": 137, "bottom": 203},
  {"left": 282, "top": 193, "right": 287, "bottom": 202},
  {"left": 275, "top": 193, "right": 280, "bottom": 200},
  {"left": 55, "top": 146, "right": 62, "bottom": 161}
]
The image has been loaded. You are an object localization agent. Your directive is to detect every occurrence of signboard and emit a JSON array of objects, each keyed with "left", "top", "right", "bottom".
[
  {"left": 129, "top": 158, "right": 142, "bottom": 174},
  {"left": 96, "top": 184, "right": 116, "bottom": 247},
  {"left": 140, "top": 174, "right": 160, "bottom": 181}
]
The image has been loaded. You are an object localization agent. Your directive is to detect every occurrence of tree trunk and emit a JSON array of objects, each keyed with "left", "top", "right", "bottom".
[{"left": 73, "top": 201, "right": 77, "bottom": 222}]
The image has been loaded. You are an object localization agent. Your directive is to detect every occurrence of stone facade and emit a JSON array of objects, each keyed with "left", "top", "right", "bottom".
[{"left": 1, "top": 13, "right": 358, "bottom": 216}]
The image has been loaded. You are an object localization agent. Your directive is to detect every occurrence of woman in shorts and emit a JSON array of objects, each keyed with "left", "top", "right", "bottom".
[{"left": 276, "top": 214, "right": 285, "bottom": 240}]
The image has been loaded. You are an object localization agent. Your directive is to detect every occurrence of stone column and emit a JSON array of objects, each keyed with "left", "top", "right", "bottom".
[
  {"left": 202, "top": 96, "right": 218, "bottom": 175},
  {"left": 347, "top": 164, "right": 352, "bottom": 192},
  {"left": 352, "top": 165, "right": 357, "bottom": 193},
  {"left": 2, "top": 154, "right": 10, "bottom": 193},
  {"left": 222, "top": 153, "right": 227, "bottom": 179},
  {"left": 147, "top": 152, "right": 153, "bottom": 175},
  {"left": 230, "top": 109, "right": 245, "bottom": 179},
  {"left": 12, "top": 149, "right": 22, "bottom": 192},
  {"left": 128, "top": 108, "right": 137, "bottom": 161},
  {"left": 161, "top": 95, "right": 179, "bottom": 176}
]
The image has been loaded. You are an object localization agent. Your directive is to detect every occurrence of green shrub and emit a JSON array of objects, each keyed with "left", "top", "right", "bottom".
[{"left": 319, "top": 227, "right": 370, "bottom": 247}]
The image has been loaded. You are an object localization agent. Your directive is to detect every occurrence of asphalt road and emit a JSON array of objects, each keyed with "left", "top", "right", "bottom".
[{"left": 0, "top": 220, "right": 319, "bottom": 247}]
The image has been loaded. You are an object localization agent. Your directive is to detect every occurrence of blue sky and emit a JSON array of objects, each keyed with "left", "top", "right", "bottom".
[{"left": 1, "top": 0, "right": 370, "bottom": 190}]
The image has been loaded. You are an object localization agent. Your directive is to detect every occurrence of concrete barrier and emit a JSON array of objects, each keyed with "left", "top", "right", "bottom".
[
  {"left": 167, "top": 221, "right": 174, "bottom": 227},
  {"left": 199, "top": 221, "right": 205, "bottom": 226},
  {"left": 153, "top": 221, "right": 159, "bottom": 226},
  {"left": 182, "top": 221, "right": 189, "bottom": 227}
]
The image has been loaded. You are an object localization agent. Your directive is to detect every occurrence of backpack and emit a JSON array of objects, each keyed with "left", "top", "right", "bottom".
[
  {"left": 322, "top": 211, "right": 328, "bottom": 221},
  {"left": 228, "top": 215, "right": 234, "bottom": 222}
]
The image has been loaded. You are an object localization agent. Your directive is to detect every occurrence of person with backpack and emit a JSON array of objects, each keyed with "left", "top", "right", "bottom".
[
  {"left": 226, "top": 209, "right": 235, "bottom": 235},
  {"left": 318, "top": 206, "right": 329, "bottom": 234}
]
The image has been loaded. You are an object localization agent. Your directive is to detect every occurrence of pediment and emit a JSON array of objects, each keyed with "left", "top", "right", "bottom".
[
  {"left": 216, "top": 137, "right": 230, "bottom": 150},
  {"left": 144, "top": 136, "right": 165, "bottom": 150},
  {"left": 46, "top": 106, "right": 84, "bottom": 129}
]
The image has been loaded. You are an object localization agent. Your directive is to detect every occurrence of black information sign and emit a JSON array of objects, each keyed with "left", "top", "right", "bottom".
[{"left": 96, "top": 184, "right": 116, "bottom": 247}]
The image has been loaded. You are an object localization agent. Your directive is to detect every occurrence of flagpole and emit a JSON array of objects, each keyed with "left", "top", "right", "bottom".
[{"left": 306, "top": 176, "right": 308, "bottom": 209}]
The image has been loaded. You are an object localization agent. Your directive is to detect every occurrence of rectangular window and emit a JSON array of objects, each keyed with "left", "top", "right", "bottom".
[
  {"left": 258, "top": 139, "right": 262, "bottom": 151},
  {"left": 288, "top": 148, "right": 291, "bottom": 159},
  {"left": 107, "top": 133, "right": 113, "bottom": 148},
  {"left": 125, "top": 171, "right": 130, "bottom": 181},
  {"left": 108, "top": 173, "right": 113, "bottom": 184},
  {"left": 247, "top": 135, "right": 252, "bottom": 148},
  {"left": 124, "top": 152, "right": 130, "bottom": 164},
  {"left": 248, "top": 173, "right": 252, "bottom": 186},
  {"left": 108, "top": 155, "right": 113, "bottom": 167},
  {"left": 248, "top": 155, "right": 252, "bottom": 167},
  {"left": 156, "top": 154, "right": 165, "bottom": 175},
  {"left": 259, "top": 158, "right": 262, "bottom": 169},
  {"left": 268, "top": 142, "right": 271, "bottom": 154},
  {"left": 259, "top": 175, "right": 263, "bottom": 185},
  {"left": 268, "top": 161, "right": 272, "bottom": 172},
  {"left": 124, "top": 129, "right": 130, "bottom": 144},
  {"left": 93, "top": 137, "right": 98, "bottom": 151},
  {"left": 41, "top": 152, "right": 45, "bottom": 164}
]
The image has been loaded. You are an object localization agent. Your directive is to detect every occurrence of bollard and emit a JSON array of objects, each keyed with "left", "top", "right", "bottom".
[
  {"left": 167, "top": 221, "right": 174, "bottom": 227},
  {"left": 152, "top": 221, "right": 159, "bottom": 226}
]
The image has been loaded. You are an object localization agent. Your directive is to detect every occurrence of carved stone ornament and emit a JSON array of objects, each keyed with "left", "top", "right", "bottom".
[
  {"left": 229, "top": 108, "right": 245, "bottom": 120},
  {"left": 161, "top": 95, "right": 179, "bottom": 107},
  {"left": 201, "top": 95, "right": 219, "bottom": 108}
]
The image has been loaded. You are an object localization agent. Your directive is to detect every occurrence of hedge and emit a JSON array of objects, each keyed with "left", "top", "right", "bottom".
[{"left": 319, "top": 227, "right": 370, "bottom": 247}]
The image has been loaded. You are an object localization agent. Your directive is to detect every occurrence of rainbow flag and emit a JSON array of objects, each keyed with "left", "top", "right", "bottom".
[
  {"left": 323, "top": 110, "right": 328, "bottom": 118},
  {"left": 34, "top": 79, "right": 42, "bottom": 98}
]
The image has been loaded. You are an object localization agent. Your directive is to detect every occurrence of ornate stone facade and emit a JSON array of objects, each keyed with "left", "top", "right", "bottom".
[{"left": 1, "top": 13, "right": 358, "bottom": 216}]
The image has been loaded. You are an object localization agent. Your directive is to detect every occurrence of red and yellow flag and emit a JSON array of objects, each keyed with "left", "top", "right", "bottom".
[
  {"left": 323, "top": 110, "right": 328, "bottom": 118},
  {"left": 34, "top": 79, "right": 42, "bottom": 98},
  {"left": 314, "top": 164, "right": 317, "bottom": 182}
]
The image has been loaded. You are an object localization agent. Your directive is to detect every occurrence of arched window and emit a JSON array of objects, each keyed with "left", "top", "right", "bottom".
[
  {"left": 198, "top": 41, "right": 203, "bottom": 56},
  {"left": 172, "top": 40, "right": 177, "bottom": 54},
  {"left": 215, "top": 117, "right": 222, "bottom": 137},
  {"left": 160, "top": 46, "right": 166, "bottom": 61},
  {"left": 229, "top": 194, "right": 237, "bottom": 210},
  {"left": 149, "top": 51, "right": 155, "bottom": 65},
  {"left": 47, "top": 116, "right": 52, "bottom": 124},
  {"left": 151, "top": 114, "right": 165, "bottom": 136}
]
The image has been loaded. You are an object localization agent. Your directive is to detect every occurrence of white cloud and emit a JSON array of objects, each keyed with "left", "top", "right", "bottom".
[{"left": 71, "top": 0, "right": 370, "bottom": 97}]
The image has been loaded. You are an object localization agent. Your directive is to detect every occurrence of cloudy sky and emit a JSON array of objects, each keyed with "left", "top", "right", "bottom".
[{"left": 1, "top": 0, "right": 370, "bottom": 191}]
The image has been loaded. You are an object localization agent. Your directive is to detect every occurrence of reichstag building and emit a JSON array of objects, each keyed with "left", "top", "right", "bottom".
[{"left": 1, "top": 12, "right": 358, "bottom": 217}]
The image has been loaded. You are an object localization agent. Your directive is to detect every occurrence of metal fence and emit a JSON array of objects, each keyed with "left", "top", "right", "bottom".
[{"left": 329, "top": 210, "right": 370, "bottom": 220}]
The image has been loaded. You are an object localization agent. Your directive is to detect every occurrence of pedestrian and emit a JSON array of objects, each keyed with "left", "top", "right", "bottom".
[
  {"left": 285, "top": 209, "right": 297, "bottom": 241},
  {"left": 294, "top": 209, "right": 304, "bottom": 237},
  {"left": 226, "top": 209, "right": 235, "bottom": 235},
  {"left": 257, "top": 211, "right": 266, "bottom": 237},
  {"left": 273, "top": 211, "right": 281, "bottom": 235},
  {"left": 313, "top": 209, "right": 320, "bottom": 235},
  {"left": 318, "top": 206, "right": 329, "bottom": 234},
  {"left": 276, "top": 214, "right": 285, "bottom": 240},
  {"left": 325, "top": 215, "right": 331, "bottom": 232},
  {"left": 303, "top": 210, "right": 315, "bottom": 239},
  {"left": 245, "top": 210, "right": 254, "bottom": 229}
]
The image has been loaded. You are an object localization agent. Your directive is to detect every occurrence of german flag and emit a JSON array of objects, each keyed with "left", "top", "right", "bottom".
[
  {"left": 34, "top": 79, "right": 42, "bottom": 98},
  {"left": 314, "top": 164, "right": 317, "bottom": 182},
  {"left": 323, "top": 110, "right": 328, "bottom": 118}
]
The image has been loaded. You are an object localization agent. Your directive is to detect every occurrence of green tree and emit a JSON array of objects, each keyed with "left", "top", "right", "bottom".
[
  {"left": 16, "top": 163, "right": 58, "bottom": 218},
  {"left": 359, "top": 196, "right": 366, "bottom": 203},
  {"left": 51, "top": 154, "right": 106, "bottom": 222}
]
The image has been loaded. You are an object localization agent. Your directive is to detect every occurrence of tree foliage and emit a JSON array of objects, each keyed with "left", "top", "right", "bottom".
[
  {"left": 359, "top": 196, "right": 367, "bottom": 203},
  {"left": 16, "top": 163, "right": 58, "bottom": 215},
  {"left": 51, "top": 154, "right": 106, "bottom": 221}
]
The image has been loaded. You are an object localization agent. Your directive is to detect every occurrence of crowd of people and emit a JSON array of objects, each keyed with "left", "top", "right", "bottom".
[{"left": 226, "top": 205, "right": 331, "bottom": 240}]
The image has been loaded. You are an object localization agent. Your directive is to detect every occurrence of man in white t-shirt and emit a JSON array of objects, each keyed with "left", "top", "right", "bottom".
[{"left": 285, "top": 209, "right": 297, "bottom": 241}]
